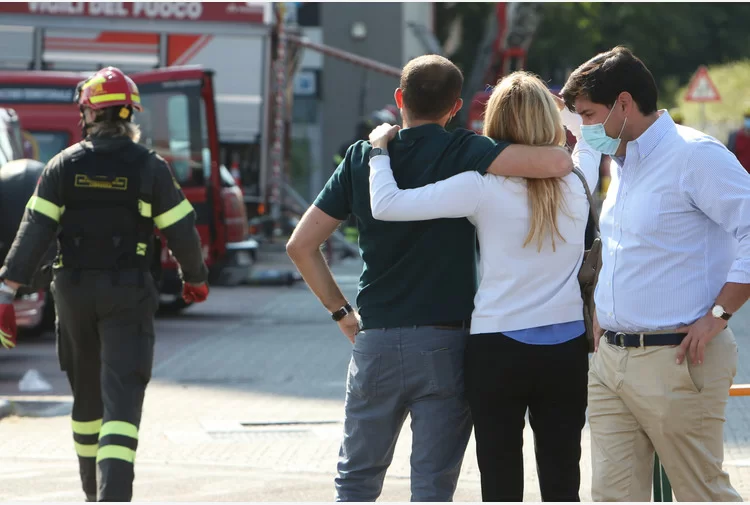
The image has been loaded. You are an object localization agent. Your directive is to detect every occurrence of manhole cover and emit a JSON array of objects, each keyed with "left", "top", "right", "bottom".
[
  {"left": 240, "top": 420, "right": 339, "bottom": 428},
  {"left": 200, "top": 419, "right": 342, "bottom": 441},
  {"left": 208, "top": 430, "right": 310, "bottom": 440}
]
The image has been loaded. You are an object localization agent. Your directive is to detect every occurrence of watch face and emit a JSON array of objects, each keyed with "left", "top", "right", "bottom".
[{"left": 712, "top": 305, "right": 724, "bottom": 317}]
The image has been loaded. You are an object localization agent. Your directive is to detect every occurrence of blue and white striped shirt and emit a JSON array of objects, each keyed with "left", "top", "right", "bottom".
[{"left": 596, "top": 111, "right": 750, "bottom": 332}]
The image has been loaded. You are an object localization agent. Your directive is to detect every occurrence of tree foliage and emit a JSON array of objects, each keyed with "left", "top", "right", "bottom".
[
  {"left": 435, "top": 2, "right": 750, "bottom": 107},
  {"left": 674, "top": 60, "right": 750, "bottom": 143}
]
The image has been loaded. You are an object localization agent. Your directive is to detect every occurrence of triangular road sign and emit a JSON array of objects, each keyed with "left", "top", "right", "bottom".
[{"left": 685, "top": 66, "right": 721, "bottom": 102}]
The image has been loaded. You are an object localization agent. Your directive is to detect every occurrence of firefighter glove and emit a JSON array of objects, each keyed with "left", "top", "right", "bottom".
[
  {"left": 182, "top": 282, "right": 209, "bottom": 303},
  {"left": 0, "top": 285, "right": 17, "bottom": 350}
]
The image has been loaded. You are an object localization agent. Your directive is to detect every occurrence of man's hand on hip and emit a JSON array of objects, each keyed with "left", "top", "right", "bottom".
[
  {"left": 675, "top": 313, "right": 727, "bottom": 365},
  {"left": 593, "top": 312, "right": 604, "bottom": 352},
  {"left": 338, "top": 310, "right": 361, "bottom": 344}
]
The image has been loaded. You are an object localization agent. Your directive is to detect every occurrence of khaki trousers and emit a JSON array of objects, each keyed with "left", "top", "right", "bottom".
[{"left": 588, "top": 328, "right": 742, "bottom": 502}]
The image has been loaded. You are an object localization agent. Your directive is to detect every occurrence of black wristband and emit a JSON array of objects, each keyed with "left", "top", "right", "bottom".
[{"left": 331, "top": 303, "right": 353, "bottom": 322}]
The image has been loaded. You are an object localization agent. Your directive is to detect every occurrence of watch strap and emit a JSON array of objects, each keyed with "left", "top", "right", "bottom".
[
  {"left": 331, "top": 303, "right": 353, "bottom": 322},
  {"left": 369, "top": 147, "right": 387, "bottom": 159},
  {"left": 713, "top": 304, "right": 732, "bottom": 321}
]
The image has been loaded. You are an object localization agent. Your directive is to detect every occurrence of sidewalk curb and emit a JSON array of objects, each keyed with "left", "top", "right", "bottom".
[
  {"left": 0, "top": 397, "right": 73, "bottom": 419},
  {"left": 0, "top": 399, "right": 12, "bottom": 420}
]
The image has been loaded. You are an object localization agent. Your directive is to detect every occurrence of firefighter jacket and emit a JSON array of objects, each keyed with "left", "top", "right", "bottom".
[{"left": 0, "top": 135, "right": 208, "bottom": 286}]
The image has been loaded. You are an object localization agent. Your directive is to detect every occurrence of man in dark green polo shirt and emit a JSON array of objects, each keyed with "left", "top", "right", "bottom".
[{"left": 287, "top": 55, "right": 572, "bottom": 502}]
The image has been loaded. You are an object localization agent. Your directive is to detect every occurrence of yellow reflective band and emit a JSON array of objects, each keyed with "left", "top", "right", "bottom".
[
  {"left": 0, "top": 330, "right": 15, "bottom": 349},
  {"left": 131, "top": 93, "right": 141, "bottom": 104},
  {"left": 26, "top": 196, "right": 64, "bottom": 222},
  {"left": 97, "top": 445, "right": 136, "bottom": 464},
  {"left": 100, "top": 421, "right": 138, "bottom": 440},
  {"left": 138, "top": 199, "right": 152, "bottom": 218},
  {"left": 89, "top": 93, "right": 126, "bottom": 104},
  {"left": 74, "top": 442, "right": 98, "bottom": 458},
  {"left": 136, "top": 243, "right": 147, "bottom": 256},
  {"left": 72, "top": 419, "right": 102, "bottom": 435},
  {"left": 82, "top": 75, "right": 106, "bottom": 90},
  {"left": 153, "top": 199, "right": 193, "bottom": 229}
]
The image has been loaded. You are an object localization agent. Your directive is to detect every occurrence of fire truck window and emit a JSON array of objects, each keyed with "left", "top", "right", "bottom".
[
  {"left": 0, "top": 124, "right": 15, "bottom": 166},
  {"left": 136, "top": 91, "right": 205, "bottom": 187},
  {"left": 25, "top": 131, "right": 69, "bottom": 164},
  {"left": 200, "top": 98, "right": 211, "bottom": 181},
  {"left": 167, "top": 95, "right": 191, "bottom": 183}
]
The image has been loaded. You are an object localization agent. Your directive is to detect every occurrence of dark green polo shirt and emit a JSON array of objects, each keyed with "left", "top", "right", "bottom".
[{"left": 314, "top": 124, "right": 509, "bottom": 329}]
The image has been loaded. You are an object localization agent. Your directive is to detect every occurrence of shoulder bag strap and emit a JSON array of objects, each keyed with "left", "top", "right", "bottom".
[{"left": 571, "top": 167, "right": 600, "bottom": 234}]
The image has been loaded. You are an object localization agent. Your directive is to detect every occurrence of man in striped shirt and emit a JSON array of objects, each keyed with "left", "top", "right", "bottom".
[{"left": 562, "top": 46, "right": 749, "bottom": 501}]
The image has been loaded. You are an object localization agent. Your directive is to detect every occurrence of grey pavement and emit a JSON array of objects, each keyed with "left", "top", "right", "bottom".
[{"left": 0, "top": 248, "right": 749, "bottom": 501}]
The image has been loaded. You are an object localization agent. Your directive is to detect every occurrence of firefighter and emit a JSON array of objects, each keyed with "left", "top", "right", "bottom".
[{"left": 0, "top": 66, "right": 210, "bottom": 501}]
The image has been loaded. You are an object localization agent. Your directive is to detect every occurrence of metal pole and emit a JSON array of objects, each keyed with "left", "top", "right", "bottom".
[
  {"left": 158, "top": 33, "right": 168, "bottom": 67},
  {"left": 700, "top": 102, "right": 707, "bottom": 132},
  {"left": 653, "top": 454, "right": 673, "bottom": 501},
  {"left": 257, "top": 29, "right": 272, "bottom": 209},
  {"left": 281, "top": 33, "right": 401, "bottom": 78},
  {"left": 270, "top": 3, "right": 287, "bottom": 238},
  {"left": 32, "top": 27, "right": 44, "bottom": 70}
]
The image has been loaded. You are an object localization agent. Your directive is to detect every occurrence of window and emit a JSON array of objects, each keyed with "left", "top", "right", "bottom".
[
  {"left": 135, "top": 89, "right": 206, "bottom": 187},
  {"left": 0, "top": 126, "right": 14, "bottom": 166},
  {"left": 24, "top": 131, "right": 69, "bottom": 164},
  {"left": 0, "top": 116, "right": 25, "bottom": 165}
]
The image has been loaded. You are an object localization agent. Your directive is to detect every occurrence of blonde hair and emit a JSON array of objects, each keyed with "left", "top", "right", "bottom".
[
  {"left": 86, "top": 108, "right": 141, "bottom": 142},
  {"left": 483, "top": 71, "right": 568, "bottom": 252}
]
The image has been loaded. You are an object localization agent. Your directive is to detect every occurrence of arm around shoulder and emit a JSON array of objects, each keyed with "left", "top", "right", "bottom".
[
  {"left": 486, "top": 144, "right": 573, "bottom": 179},
  {"left": 369, "top": 155, "right": 485, "bottom": 221}
]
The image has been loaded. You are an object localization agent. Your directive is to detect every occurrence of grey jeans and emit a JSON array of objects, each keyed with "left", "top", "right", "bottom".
[{"left": 335, "top": 326, "right": 472, "bottom": 502}]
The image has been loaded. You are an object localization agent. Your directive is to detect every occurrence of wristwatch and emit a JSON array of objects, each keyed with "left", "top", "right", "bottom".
[
  {"left": 711, "top": 304, "right": 732, "bottom": 321},
  {"left": 369, "top": 147, "right": 388, "bottom": 159},
  {"left": 331, "top": 303, "right": 354, "bottom": 322}
]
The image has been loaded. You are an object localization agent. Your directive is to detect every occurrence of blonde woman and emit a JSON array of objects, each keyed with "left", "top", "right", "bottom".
[{"left": 367, "top": 71, "right": 601, "bottom": 502}]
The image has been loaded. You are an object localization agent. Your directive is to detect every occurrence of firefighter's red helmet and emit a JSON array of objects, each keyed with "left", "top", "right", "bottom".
[{"left": 76, "top": 66, "right": 142, "bottom": 112}]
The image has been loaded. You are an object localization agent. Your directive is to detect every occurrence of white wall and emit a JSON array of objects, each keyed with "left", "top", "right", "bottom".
[
  {"left": 402, "top": 3, "right": 434, "bottom": 65},
  {"left": 184, "top": 35, "right": 265, "bottom": 143}
]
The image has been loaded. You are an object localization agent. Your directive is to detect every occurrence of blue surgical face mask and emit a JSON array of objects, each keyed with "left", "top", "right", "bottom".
[
  {"left": 744, "top": 118, "right": 750, "bottom": 130},
  {"left": 580, "top": 102, "right": 628, "bottom": 155}
]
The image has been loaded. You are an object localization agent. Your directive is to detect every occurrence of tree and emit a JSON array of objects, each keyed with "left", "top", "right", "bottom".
[
  {"left": 675, "top": 60, "right": 750, "bottom": 144},
  {"left": 434, "top": 3, "right": 750, "bottom": 107}
]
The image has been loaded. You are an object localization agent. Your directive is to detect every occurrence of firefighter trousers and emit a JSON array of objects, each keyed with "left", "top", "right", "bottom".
[{"left": 51, "top": 269, "right": 159, "bottom": 502}]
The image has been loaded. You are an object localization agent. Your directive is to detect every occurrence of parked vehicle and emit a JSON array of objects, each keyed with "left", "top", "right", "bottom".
[{"left": 0, "top": 107, "right": 54, "bottom": 334}]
